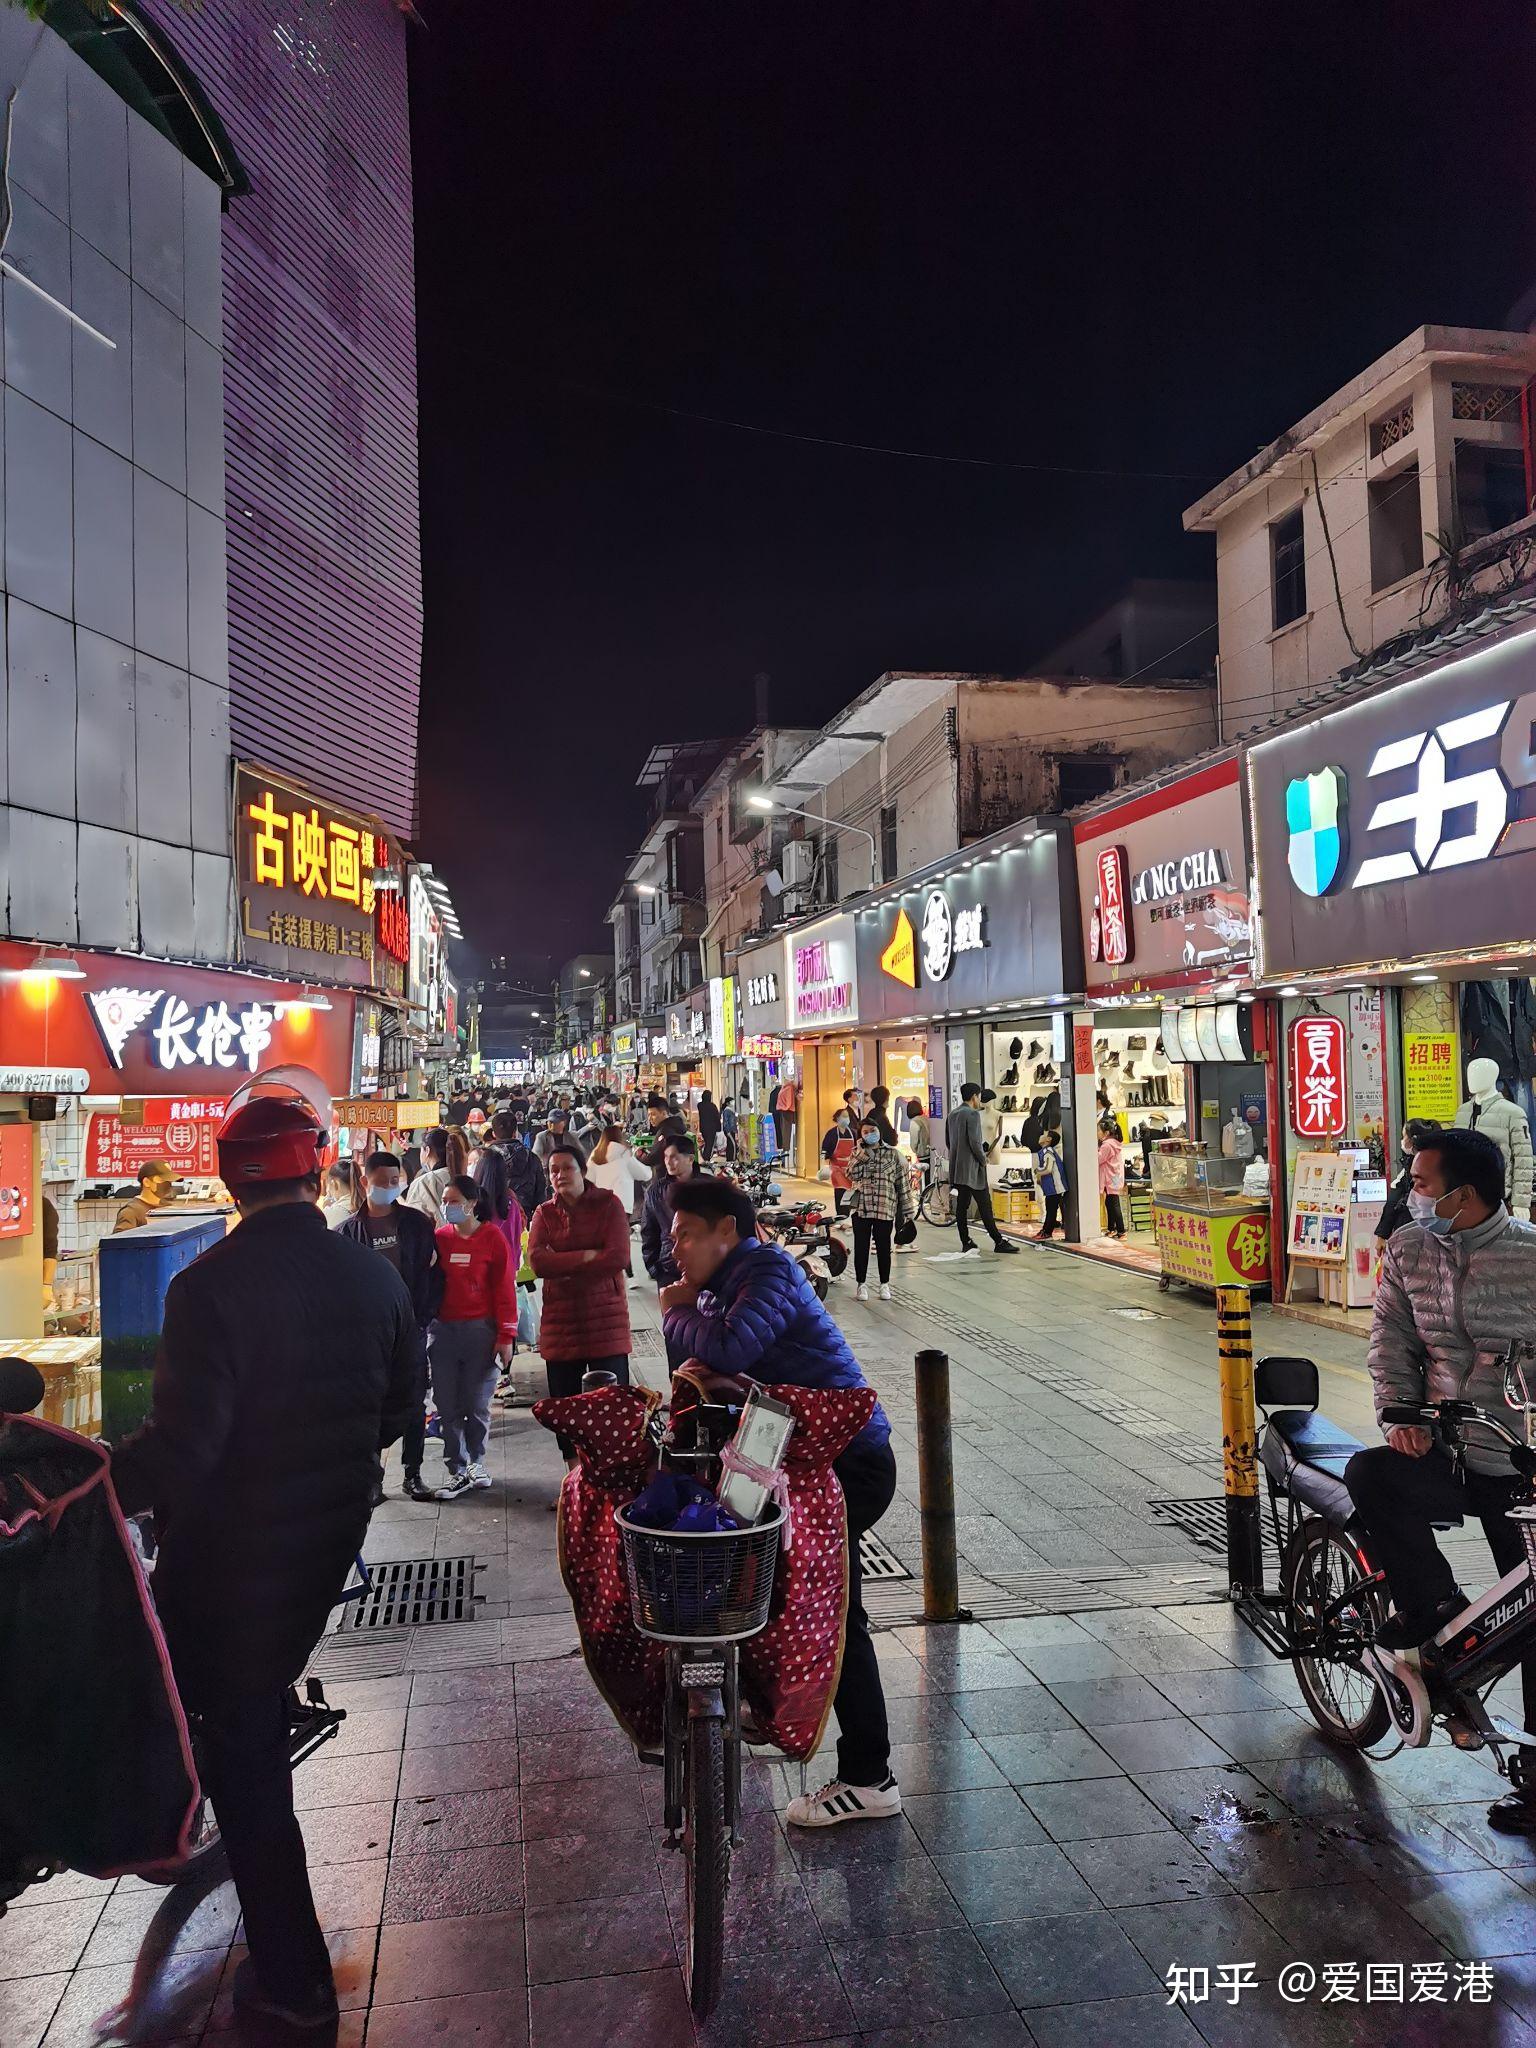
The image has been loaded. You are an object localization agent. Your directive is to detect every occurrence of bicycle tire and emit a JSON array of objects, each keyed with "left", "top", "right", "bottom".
[
  {"left": 920, "top": 1182, "right": 954, "bottom": 1228},
  {"left": 143, "top": 1799, "right": 225, "bottom": 1889},
  {"left": 1283, "top": 1518, "right": 1390, "bottom": 1749},
  {"left": 682, "top": 1713, "right": 728, "bottom": 2018}
]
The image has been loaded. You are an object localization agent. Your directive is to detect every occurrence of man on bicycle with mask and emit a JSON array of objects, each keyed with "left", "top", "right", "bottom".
[
  {"left": 1346, "top": 1126, "right": 1536, "bottom": 1836},
  {"left": 113, "top": 1098, "right": 420, "bottom": 2024},
  {"left": 661, "top": 1177, "right": 900, "bottom": 1827}
]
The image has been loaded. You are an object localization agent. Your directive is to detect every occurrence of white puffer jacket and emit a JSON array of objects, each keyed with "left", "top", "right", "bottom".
[
  {"left": 1454, "top": 1094, "right": 1535, "bottom": 1211},
  {"left": 1367, "top": 1208, "right": 1536, "bottom": 1475}
]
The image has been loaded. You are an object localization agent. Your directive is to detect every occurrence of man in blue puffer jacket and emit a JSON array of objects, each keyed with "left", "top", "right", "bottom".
[{"left": 662, "top": 1178, "right": 900, "bottom": 1829}]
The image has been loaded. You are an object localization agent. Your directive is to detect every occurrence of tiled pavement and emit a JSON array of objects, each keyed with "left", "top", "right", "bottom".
[{"left": 7, "top": 1228, "right": 1536, "bottom": 2046}]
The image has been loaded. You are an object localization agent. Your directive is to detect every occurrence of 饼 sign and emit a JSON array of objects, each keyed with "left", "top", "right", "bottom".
[
  {"left": 236, "top": 763, "right": 404, "bottom": 993},
  {"left": 1250, "top": 621, "right": 1536, "bottom": 977}
]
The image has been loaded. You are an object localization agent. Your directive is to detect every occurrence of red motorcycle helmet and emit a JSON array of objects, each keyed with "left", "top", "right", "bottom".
[{"left": 216, "top": 1095, "right": 331, "bottom": 1186}]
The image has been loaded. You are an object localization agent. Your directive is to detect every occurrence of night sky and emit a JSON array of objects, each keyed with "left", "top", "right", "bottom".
[{"left": 409, "top": 0, "right": 1534, "bottom": 980}]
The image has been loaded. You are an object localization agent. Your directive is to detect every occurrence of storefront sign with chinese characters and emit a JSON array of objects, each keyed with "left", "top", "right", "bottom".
[
  {"left": 1289, "top": 1014, "right": 1348, "bottom": 1138},
  {"left": 87, "top": 1107, "right": 221, "bottom": 1180},
  {"left": 1347, "top": 990, "right": 1388, "bottom": 1154},
  {"left": 612, "top": 1024, "right": 639, "bottom": 1063},
  {"left": 1404, "top": 1032, "right": 1460, "bottom": 1121},
  {"left": 739, "top": 1034, "right": 784, "bottom": 1059},
  {"left": 88, "top": 986, "right": 296, "bottom": 1074},
  {"left": 1075, "top": 761, "right": 1251, "bottom": 994},
  {"left": 334, "top": 1098, "right": 441, "bottom": 1131},
  {"left": 791, "top": 915, "right": 859, "bottom": 1030},
  {"left": 1155, "top": 1205, "right": 1270, "bottom": 1287},
  {"left": 1092, "top": 847, "right": 1133, "bottom": 967},
  {"left": 1249, "top": 621, "right": 1536, "bottom": 977},
  {"left": 745, "top": 971, "right": 779, "bottom": 1007},
  {"left": 708, "top": 977, "right": 738, "bottom": 1058},
  {"left": 236, "top": 763, "right": 404, "bottom": 994}
]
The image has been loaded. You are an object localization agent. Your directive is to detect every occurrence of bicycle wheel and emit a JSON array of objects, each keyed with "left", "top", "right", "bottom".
[
  {"left": 143, "top": 1796, "right": 225, "bottom": 1890},
  {"left": 920, "top": 1181, "right": 954, "bottom": 1228},
  {"left": 1284, "top": 1518, "right": 1390, "bottom": 1749},
  {"left": 682, "top": 1713, "right": 728, "bottom": 2018}
]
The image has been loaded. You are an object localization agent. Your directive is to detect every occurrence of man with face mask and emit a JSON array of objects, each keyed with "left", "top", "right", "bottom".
[
  {"left": 341, "top": 1152, "right": 442, "bottom": 1500},
  {"left": 113, "top": 1160, "right": 177, "bottom": 1232},
  {"left": 1346, "top": 1126, "right": 1536, "bottom": 1835}
]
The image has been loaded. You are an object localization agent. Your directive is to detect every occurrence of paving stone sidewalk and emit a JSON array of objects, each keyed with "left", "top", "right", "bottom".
[{"left": 6, "top": 1228, "right": 1536, "bottom": 2047}]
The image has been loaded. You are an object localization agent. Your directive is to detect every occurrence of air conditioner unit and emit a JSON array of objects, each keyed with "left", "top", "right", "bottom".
[{"left": 780, "top": 841, "right": 815, "bottom": 891}]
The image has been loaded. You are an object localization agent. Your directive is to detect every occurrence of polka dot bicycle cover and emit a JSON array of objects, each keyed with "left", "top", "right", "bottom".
[{"left": 532, "top": 1382, "right": 877, "bottom": 1759}]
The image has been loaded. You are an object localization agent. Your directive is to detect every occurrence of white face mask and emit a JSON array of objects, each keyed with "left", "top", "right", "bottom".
[{"left": 1407, "top": 1188, "right": 1457, "bottom": 1237}]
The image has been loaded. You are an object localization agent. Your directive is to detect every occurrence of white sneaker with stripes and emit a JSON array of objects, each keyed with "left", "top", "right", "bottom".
[{"left": 785, "top": 1776, "right": 902, "bottom": 1828}]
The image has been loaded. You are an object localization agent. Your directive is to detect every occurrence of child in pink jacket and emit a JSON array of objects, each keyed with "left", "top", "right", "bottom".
[{"left": 1098, "top": 1120, "right": 1126, "bottom": 1239}]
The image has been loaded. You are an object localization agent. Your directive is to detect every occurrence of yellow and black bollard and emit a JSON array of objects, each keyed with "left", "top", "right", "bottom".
[
  {"left": 1216, "top": 1284, "right": 1263, "bottom": 1596},
  {"left": 914, "top": 1349, "right": 971, "bottom": 1623}
]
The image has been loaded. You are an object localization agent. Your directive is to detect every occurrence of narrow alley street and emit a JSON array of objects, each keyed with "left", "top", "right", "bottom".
[{"left": 7, "top": 1234, "right": 1535, "bottom": 2048}]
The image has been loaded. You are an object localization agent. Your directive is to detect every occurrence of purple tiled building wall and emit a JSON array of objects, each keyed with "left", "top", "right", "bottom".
[{"left": 142, "top": 0, "right": 423, "bottom": 837}]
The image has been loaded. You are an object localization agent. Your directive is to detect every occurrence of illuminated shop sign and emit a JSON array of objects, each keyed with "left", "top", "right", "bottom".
[
  {"left": 236, "top": 763, "right": 403, "bottom": 992},
  {"left": 1288, "top": 1014, "right": 1347, "bottom": 1138},
  {"left": 87, "top": 986, "right": 311, "bottom": 1074},
  {"left": 792, "top": 915, "right": 858, "bottom": 1029},
  {"left": 1092, "top": 847, "right": 1133, "bottom": 967}
]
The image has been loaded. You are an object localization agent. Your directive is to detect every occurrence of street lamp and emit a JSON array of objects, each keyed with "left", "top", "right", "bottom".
[{"left": 746, "top": 793, "right": 878, "bottom": 890}]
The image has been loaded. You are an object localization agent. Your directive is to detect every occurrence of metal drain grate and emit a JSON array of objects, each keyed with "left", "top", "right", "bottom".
[
  {"left": 339, "top": 1556, "right": 481, "bottom": 1631},
  {"left": 1148, "top": 1499, "right": 1279, "bottom": 1560},
  {"left": 1109, "top": 1305, "right": 1166, "bottom": 1321},
  {"left": 858, "top": 1530, "right": 912, "bottom": 1581}
]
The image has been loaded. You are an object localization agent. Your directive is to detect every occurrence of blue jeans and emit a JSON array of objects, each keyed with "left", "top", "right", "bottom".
[{"left": 428, "top": 1318, "right": 498, "bottom": 1472}]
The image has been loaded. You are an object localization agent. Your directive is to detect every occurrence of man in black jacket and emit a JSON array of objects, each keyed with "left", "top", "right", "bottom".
[
  {"left": 341, "top": 1150, "right": 442, "bottom": 1501},
  {"left": 113, "top": 1098, "right": 418, "bottom": 2030},
  {"left": 640, "top": 1136, "right": 757, "bottom": 1285}
]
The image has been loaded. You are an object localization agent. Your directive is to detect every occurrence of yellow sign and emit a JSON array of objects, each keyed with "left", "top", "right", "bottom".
[
  {"left": 1155, "top": 1204, "right": 1271, "bottom": 1288},
  {"left": 1403, "top": 1033, "right": 1459, "bottom": 1122},
  {"left": 333, "top": 1098, "right": 441, "bottom": 1131},
  {"left": 880, "top": 908, "right": 918, "bottom": 988}
]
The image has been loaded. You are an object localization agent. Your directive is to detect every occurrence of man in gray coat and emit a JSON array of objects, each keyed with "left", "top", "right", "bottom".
[
  {"left": 944, "top": 1083, "right": 1018, "bottom": 1257},
  {"left": 1346, "top": 1127, "right": 1536, "bottom": 1836}
]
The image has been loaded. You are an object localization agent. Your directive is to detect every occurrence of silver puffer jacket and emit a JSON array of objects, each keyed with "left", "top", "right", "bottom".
[{"left": 1367, "top": 1207, "right": 1536, "bottom": 1475}]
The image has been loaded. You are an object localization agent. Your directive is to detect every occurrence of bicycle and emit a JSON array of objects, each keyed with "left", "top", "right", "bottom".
[
  {"left": 613, "top": 1392, "right": 785, "bottom": 2017},
  {"left": 1239, "top": 1341, "right": 1536, "bottom": 1781},
  {"left": 918, "top": 1165, "right": 954, "bottom": 1228}
]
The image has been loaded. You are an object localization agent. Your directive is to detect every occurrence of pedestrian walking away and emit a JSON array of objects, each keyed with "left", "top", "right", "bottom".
[
  {"left": 847, "top": 1115, "right": 912, "bottom": 1299},
  {"left": 661, "top": 1177, "right": 901, "bottom": 1826},
  {"left": 342, "top": 1150, "right": 444, "bottom": 1499},
  {"left": 111, "top": 1096, "right": 418, "bottom": 2030},
  {"left": 528, "top": 1143, "right": 633, "bottom": 1457},
  {"left": 944, "top": 1082, "right": 1018, "bottom": 1254},
  {"left": 430, "top": 1175, "right": 517, "bottom": 1499}
]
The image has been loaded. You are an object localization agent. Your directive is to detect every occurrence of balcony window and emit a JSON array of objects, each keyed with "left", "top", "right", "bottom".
[
  {"left": 1369, "top": 463, "right": 1424, "bottom": 590},
  {"left": 1455, "top": 441, "right": 1529, "bottom": 541}
]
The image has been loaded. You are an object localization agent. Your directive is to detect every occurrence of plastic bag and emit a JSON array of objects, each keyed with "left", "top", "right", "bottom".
[{"left": 516, "top": 1280, "right": 541, "bottom": 1350}]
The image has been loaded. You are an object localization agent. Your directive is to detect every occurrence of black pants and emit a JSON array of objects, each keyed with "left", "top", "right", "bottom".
[
  {"left": 833, "top": 1437, "right": 898, "bottom": 1786},
  {"left": 401, "top": 1341, "right": 428, "bottom": 1474},
  {"left": 852, "top": 1215, "right": 893, "bottom": 1284},
  {"left": 833, "top": 1186, "right": 851, "bottom": 1216},
  {"left": 194, "top": 1688, "right": 330, "bottom": 2002},
  {"left": 546, "top": 1354, "right": 631, "bottom": 1456},
  {"left": 1103, "top": 1193, "right": 1125, "bottom": 1237},
  {"left": 1041, "top": 1192, "right": 1063, "bottom": 1235},
  {"left": 1346, "top": 1443, "right": 1536, "bottom": 1730},
  {"left": 953, "top": 1182, "right": 1003, "bottom": 1249}
]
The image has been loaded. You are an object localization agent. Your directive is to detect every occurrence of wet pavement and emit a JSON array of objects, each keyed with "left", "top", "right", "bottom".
[{"left": 7, "top": 1224, "right": 1536, "bottom": 2046}]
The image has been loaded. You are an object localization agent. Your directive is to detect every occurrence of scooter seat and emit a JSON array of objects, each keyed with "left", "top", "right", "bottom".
[
  {"left": 1268, "top": 1408, "right": 1366, "bottom": 1478},
  {"left": 1260, "top": 1409, "right": 1365, "bottom": 1527}
]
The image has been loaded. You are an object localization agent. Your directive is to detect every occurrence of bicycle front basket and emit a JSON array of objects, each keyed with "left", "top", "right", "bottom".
[{"left": 614, "top": 1501, "right": 785, "bottom": 1642}]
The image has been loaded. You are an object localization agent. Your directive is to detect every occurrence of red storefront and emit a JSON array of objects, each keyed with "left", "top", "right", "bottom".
[{"left": 0, "top": 942, "right": 358, "bottom": 1283}]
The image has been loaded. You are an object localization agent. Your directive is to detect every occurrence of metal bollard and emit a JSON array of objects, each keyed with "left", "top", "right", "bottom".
[
  {"left": 1216, "top": 1284, "right": 1263, "bottom": 1596},
  {"left": 914, "top": 1349, "right": 972, "bottom": 1623}
]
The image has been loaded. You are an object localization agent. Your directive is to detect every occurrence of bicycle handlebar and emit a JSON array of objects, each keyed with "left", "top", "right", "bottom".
[{"left": 1379, "top": 1398, "right": 1532, "bottom": 1458}]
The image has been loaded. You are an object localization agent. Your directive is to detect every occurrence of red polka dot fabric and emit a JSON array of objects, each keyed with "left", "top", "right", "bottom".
[{"left": 532, "top": 1381, "right": 877, "bottom": 1760}]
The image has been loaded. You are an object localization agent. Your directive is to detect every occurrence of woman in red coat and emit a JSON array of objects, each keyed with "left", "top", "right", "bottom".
[{"left": 528, "top": 1145, "right": 633, "bottom": 1451}]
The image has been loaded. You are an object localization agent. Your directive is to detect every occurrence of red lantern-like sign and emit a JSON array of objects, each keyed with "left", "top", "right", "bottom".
[
  {"left": 1096, "top": 846, "right": 1133, "bottom": 967},
  {"left": 1288, "top": 1013, "right": 1347, "bottom": 1138}
]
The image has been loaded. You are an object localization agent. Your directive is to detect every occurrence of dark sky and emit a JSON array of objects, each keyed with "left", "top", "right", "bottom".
[{"left": 409, "top": 0, "right": 1534, "bottom": 982}]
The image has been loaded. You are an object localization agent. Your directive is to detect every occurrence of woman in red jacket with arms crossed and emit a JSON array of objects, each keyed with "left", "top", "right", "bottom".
[
  {"left": 529, "top": 1145, "right": 633, "bottom": 1454},
  {"left": 431, "top": 1175, "right": 518, "bottom": 1500}
]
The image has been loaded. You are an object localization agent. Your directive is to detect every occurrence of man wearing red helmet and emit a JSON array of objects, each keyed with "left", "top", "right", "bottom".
[{"left": 113, "top": 1095, "right": 420, "bottom": 2029}]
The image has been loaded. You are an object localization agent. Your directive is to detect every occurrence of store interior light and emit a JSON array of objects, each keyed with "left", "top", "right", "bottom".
[
  {"left": 1410, "top": 972, "right": 1438, "bottom": 983},
  {"left": 1277, "top": 985, "right": 1301, "bottom": 997}
]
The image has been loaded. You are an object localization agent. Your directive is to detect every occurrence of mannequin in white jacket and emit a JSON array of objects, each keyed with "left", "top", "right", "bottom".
[{"left": 1455, "top": 1058, "right": 1535, "bottom": 1217}]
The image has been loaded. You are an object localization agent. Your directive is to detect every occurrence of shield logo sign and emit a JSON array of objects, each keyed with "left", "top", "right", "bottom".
[{"left": 1285, "top": 767, "right": 1348, "bottom": 897}]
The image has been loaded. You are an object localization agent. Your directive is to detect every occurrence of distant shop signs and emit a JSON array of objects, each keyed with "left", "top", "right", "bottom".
[
  {"left": 735, "top": 938, "right": 790, "bottom": 1037},
  {"left": 1250, "top": 621, "right": 1536, "bottom": 978},
  {"left": 236, "top": 762, "right": 405, "bottom": 994},
  {"left": 1075, "top": 760, "right": 1252, "bottom": 995}
]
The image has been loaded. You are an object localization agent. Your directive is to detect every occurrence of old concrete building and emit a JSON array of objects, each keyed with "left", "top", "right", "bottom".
[
  {"left": 1184, "top": 325, "right": 1536, "bottom": 736},
  {"left": 754, "top": 668, "right": 1217, "bottom": 912}
]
